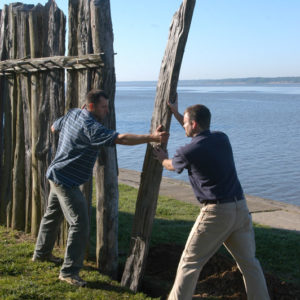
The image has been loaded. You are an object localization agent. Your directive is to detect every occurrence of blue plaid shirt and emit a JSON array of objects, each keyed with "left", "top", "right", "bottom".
[{"left": 46, "top": 108, "right": 118, "bottom": 187}]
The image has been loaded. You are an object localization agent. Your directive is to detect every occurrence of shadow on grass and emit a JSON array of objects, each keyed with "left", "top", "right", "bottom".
[{"left": 86, "top": 280, "right": 134, "bottom": 293}]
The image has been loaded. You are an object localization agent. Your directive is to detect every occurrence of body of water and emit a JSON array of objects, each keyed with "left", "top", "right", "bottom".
[{"left": 115, "top": 81, "right": 300, "bottom": 207}]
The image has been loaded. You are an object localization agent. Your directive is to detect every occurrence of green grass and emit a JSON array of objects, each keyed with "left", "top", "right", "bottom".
[
  {"left": 254, "top": 224, "right": 300, "bottom": 286},
  {"left": 0, "top": 227, "right": 153, "bottom": 300},
  {"left": 0, "top": 183, "right": 299, "bottom": 299}
]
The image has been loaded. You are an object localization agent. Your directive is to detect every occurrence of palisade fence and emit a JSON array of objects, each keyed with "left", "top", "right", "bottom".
[
  {"left": 0, "top": 0, "right": 119, "bottom": 278},
  {"left": 0, "top": 0, "right": 195, "bottom": 290}
]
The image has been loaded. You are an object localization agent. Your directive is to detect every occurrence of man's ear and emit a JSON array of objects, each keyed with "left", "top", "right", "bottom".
[
  {"left": 191, "top": 120, "right": 198, "bottom": 130},
  {"left": 88, "top": 103, "right": 94, "bottom": 111}
]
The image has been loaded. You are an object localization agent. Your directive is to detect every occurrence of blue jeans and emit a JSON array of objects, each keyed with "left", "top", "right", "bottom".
[{"left": 33, "top": 181, "right": 89, "bottom": 277}]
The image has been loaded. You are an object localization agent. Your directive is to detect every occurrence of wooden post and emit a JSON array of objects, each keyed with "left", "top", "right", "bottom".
[
  {"left": 121, "top": 0, "right": 196, "bottom": 291},
  {"left": 67, "top": 0, "right": 93, "bottom": 251},
  {"left": 29, "top": 2, "right": 65, "bottom": 237},
  {"left": 10, "top": 6, "right": 32, "bottom": 232},
  {"left": 11, "top": 76, "right": 26, "bottom": 230},
  {"left": 0, "top": 5, "right": 11, "bottom": 226},
  {"left": 67, "top": 0, "right": 118, "bottom": 277},
  {"left": 90, "top": 0, "right": 119, "bottom": 279}
]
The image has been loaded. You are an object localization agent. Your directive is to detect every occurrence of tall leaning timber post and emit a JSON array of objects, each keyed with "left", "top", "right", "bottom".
[{"left": 121, "top": 0, "right": 196, "bottom": 292}]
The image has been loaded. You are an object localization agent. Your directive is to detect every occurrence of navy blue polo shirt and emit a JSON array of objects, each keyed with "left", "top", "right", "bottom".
[
  {"left": 46, "top": 108, "right": 118, "bottom": 187},
  {"left": 172, "top": 130, "right": 244, "bottom": 204}
]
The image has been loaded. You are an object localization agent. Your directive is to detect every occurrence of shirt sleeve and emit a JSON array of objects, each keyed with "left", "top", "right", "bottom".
[
  {"left": 90, "top": 124, "right": 119, "bottom": 147},
  {"left": 52, "top": 116, "right": 64, "bottom": 132},
  {"left": 172, "top": 149, "right": 189, "bottom": 174}
]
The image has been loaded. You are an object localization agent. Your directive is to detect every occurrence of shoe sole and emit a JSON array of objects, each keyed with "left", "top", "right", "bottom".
[{"left": 59, "top": 275, "right": 87, "bottom": 287}]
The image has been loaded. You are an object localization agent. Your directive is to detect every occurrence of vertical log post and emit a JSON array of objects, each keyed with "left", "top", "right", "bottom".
[
  {"left": 121, "top": 0, "right": 196, "bottom": 291},
  {"left": 29, "top": 2, "right": 65, "bottom": 237},
  {"left": 12, "top": 76, "right": 25, "bottom": 230},
  {"left": 90, "top": 0, "right": 119, "bottom": 279},
  {"left": 67, "top": 0, "right": 93, "bottom": 251},
  {"left": 67, "top": 1, "right": 118, "bottom": 277}
]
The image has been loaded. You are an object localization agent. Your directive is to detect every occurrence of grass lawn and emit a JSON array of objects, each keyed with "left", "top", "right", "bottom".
[{"left": 0, "top": 183, "right": 299, "bottom": 299}]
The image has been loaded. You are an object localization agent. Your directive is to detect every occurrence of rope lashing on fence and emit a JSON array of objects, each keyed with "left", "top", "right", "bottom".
[{"left": 0, "top": 53, "right": 105, "bottom": 75}]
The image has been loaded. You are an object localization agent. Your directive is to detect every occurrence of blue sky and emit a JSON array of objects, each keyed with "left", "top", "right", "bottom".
[{"left": 1, "top": 0, "right": 300, "bottom": 81}]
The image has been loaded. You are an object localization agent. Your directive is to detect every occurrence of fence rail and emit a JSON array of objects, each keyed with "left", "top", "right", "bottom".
[{"left": 0, "top": 54, "right": 105, "bottom": 75}]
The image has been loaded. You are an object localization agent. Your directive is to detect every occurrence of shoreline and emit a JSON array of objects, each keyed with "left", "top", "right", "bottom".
[{"left": 118, "top": 168, "right": 300, "bottom": 233}]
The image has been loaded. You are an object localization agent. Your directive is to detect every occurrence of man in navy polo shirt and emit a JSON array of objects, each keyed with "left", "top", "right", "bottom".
[
  {"left": 154, "top": 97, "right": 269, "bottom": 300},
  {"left": 32, "top": 89, "right": 169, "bottom": 287}
]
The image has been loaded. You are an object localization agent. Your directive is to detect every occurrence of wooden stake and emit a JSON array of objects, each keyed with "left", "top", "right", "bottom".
[{"left": 121, "top": 0, "right": 196, "bottom": 291}]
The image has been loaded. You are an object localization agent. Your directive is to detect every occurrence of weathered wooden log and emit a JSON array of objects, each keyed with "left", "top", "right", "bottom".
[
  {"left": 121, "top": 0, "right": 196, "bottom": 291},
  {"left": 67, "top": 0, "right": 93, "bottom": 249},
  {"left": 90, "top": 0, "right": 118, "bottom": 279},
  {"left": 29, "top": 1, "right": 66, "bottom": 237},
  {"left": 12, "top": 76, "right": 26, "bottom": 230},
  {"left": 67, "top": 0, "right": 118, "bottom": 277},
  {"left": 0, "top": 5, "right": 10, "bottom": 225},
  {"left": 0, "top": 76, "right": 13, "bottom": 226},
  {"left": 22, "top": 74, "right": 32, "bottom": 233},
  {"left": 10, "top": 5, "right": 33, "bottom": 231},
  {"left": 67, "top": 0, "right": 93, "bottom": 110},
  {"left": 0, "top": 4, "right": 20, "bottom": 227}
]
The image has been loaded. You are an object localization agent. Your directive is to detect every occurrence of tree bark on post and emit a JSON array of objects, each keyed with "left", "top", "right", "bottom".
[
  {"left": 66, "top": 0, "right": 94, "bottom": 251},
  {"left": 90, "top": 0, "right": 118, "bottom": 279},
  {"left": 67, "top": 0, "right": 118, "bottom": 277},
  {"left": 0, "top": 4, "right": 19, "bottom": 227},
  {"left": 0, "top": 5, "right": 12, "bottom": 226},
  {"left": 12, "top": 76, "right": 26, "bottom": 230},
  {"left": 121, "top": 0, "right": 196, "bottom": 291},
  {"left": 29, "top": 2, "right": 65, "bottom": 237}
]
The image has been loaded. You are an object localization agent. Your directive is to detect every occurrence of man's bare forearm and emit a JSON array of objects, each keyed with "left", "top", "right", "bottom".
[
  {"left": 115, "top": 133, "right": 156, "bottom": 145},
  {"left": 162, "top": 158, "right": 175, "bottom": 171},
  {"left": 173, "top": 111, "right": 184, "bottom": 126}
]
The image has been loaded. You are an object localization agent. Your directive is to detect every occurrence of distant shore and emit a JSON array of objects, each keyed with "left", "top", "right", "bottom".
[{"left": 117, "top": 76, "right": 300, "bottom": 85}]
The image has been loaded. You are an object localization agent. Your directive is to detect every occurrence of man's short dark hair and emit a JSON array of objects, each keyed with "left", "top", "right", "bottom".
[
  {"left": 86, "top": 89, "right": 108, "bottom": 104},
  {"left": 184, "top": 104, "right": 211, "bottom": 130}
]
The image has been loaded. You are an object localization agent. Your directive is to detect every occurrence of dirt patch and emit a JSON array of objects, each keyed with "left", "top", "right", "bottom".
[{"left": 142, "top": 244, "right": 300, "bottom": 300}]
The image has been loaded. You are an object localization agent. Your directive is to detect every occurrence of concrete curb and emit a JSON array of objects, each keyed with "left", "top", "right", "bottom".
[{"left": 118, "top": 168, "right": 300, "bottom": 233}]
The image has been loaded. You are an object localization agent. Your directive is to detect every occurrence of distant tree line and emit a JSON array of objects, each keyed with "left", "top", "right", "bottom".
[{"left": 179, "top": 77, "right": 300, "bottom": 86}]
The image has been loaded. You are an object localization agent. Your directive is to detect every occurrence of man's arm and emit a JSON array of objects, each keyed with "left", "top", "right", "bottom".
[
  {"left": 153, "top": 147, "right": 175, "bottom": 171},
  {"left": 51, "top": 116, "right": 64, "bottom": 133},
  {"left": 115, "top": 125, "right": 169, "bottom": 146},
  {"left": 168, "top": 94, "right": 184, "bottom": 127}
]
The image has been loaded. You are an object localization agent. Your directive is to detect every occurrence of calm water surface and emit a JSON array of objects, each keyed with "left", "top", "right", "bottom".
[{"left": 115, "top": 81, "right": 300, "bottom": 207}]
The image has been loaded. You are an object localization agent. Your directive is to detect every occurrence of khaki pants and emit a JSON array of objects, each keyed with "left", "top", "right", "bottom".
[{"left": 168, "top": 199, "right": 270, "bottom": 300}]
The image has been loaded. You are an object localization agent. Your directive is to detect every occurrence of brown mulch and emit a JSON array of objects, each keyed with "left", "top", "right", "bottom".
[{"left": 142, "top": 244, "right": 300, "bottom": 300}]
